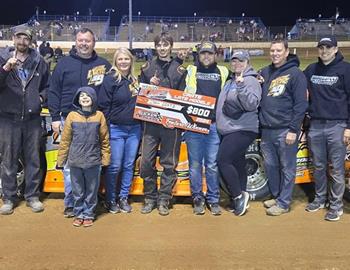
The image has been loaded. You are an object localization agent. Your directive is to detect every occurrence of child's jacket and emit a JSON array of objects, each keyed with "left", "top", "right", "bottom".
[{"left": 57, "top": 87, "right": 110, "bottom": 169}]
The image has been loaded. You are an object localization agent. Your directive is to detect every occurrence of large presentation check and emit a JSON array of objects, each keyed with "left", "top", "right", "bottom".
[{"left": 133, "top": 83, "right": 216, "bottom": 134}]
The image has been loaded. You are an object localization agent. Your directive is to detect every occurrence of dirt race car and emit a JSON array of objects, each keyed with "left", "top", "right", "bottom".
[{"left": 1, "top": 110, "right": 350, "bottom": 201}]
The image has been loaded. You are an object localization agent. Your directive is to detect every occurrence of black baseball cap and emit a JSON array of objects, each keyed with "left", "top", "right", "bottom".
[
  {"left": 199, "top": 41, "right": 217, "bottom": 54},
  {"left": 317, "top": 36, "right": 337, "bottom": 47}
]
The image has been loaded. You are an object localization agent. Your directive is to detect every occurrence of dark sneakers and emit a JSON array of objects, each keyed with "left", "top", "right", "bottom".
[
  {"left": 233, "top": 192, "right": 250, "bottom": 216},
  {"left": 141, "top": 200, "right": 156, "bottom": 214},
  {"left": 119, "top": 197, "right": 132, "bottom": 213},
  {"left": 226, "top": 199, "right": 236, "bottom": 213},
  {"left": 0, "top": 200, "right": 15, "bottom": 215},
  {"left": 305, "top": 200, "right": 325, "bottom": 212},
  {"left": 193, "top": 198, "right": 205, "bottom": 215},
  {"left": 63, "top": 207, "right": 75, "bottom": 218},
  {"left": 208, "top": 203, "right": 222, "bottom": 216},
  {"left": 104, "top": 201, "right": 120, "bottom": 214},
  {"left": 325, "top": 209, "right": 343, "bottom": 222},
  {"left": 158, "top": 200, "right": 170, "bottom": 216}
]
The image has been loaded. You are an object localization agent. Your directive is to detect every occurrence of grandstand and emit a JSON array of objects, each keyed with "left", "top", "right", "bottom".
[
  {"left": 115, "top": 15, "right": 267, "bottom": 42},
  {"left": 290, "top": 18, "right": 350, "bottom": 40},
  {"left": 26, "top": 14, "right": 110, "bottom": 41},
  {"left": 3, "top": 13, "right": 350, "bottom": 43}
]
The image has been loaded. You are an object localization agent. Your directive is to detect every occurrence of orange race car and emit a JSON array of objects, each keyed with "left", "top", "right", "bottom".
[{"left": 1, "top": 109, "right": 350, "bottom": 201}]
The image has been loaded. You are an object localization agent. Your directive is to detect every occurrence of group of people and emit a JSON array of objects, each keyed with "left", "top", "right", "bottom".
[{"left": 0, "top": 25, "right": 349, "bottom": 227}]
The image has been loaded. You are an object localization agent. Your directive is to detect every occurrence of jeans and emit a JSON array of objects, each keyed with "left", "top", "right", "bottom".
[
  {"left": 140, "top": 122, "right": 182, "bottom": 203},
  {"left": 0, "top": 116, "right": 42, "bottom": 202},
  {"left": 70, "top": 165, "right": 101, "bottom": 219},
  {"left": 217, "top": 131, "right": 258, "bottom": 198},
  {"left": 184, "top": 123, "right": 220, "bottom": 204},
  {"left": 261, "top": 129, "right": 299, "bottom": 209},
  {"left": 104, "top": 124, "right": 141, "bottom": 202},
  {"left": 307, "top": 120, "right": 346, "bottom": 211},
  {"left": 60, "top": 117, "right": 74, "bottom": 208}
]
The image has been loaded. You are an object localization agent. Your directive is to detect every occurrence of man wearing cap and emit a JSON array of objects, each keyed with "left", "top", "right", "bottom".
[
  {"left": 48, "top": 28, "right": 111, "bottom": 218},
  {"left": 0, "top": 26, "right": 50, "bottom": 215},
  {"left": 184, "top": 41, "right": 229, "bottom": 215},
  {"left": 304, "top": 36, "right": 350, "bottom": 221},
  {"left": 259, "top": 39, "right": 308, "bottom": 216}
]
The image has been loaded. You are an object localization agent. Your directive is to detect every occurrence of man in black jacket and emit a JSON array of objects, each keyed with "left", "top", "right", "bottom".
[
  {"left": 0, "top": 26, "right": 49, "bottom": 215},
  {"left": 304, "top": 36, "right": 350, "bottom": 221},
  {"left": 48, "top": 28, "right": 111, "bottom": 218},
  {"left": 139, "top": 33, "right": 187, "bottom": 216},
  {"left": 259, "top": 39, "right": 308, "bottom": 216}
]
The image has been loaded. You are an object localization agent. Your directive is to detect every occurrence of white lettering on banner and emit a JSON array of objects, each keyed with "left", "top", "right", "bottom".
[
  {"left": 196, "top": 72, "right": 221, "bottom": 82},
  {"left": 310, "top": 75, "right": 339, "bottom": 86}
]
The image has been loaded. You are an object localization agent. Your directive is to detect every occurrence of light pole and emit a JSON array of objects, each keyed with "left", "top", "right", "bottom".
[
  {"left": 194, "top": 12, "right": 197, "bottom": 23},
  {"left": 35, "top": 6, "right": 39, "bottom": 20},
  {"left": 138, "top": 11, "right": 141, "bottom": 22},
  {"left": 128, "top": 0, "right": 133, "bottom": 49}
]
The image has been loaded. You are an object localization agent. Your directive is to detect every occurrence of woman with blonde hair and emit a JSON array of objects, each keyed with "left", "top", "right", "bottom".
[{"left": 98, "top": 47, "right": 141, "bottom": 214}]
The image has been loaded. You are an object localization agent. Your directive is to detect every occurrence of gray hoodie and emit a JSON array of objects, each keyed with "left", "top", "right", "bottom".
[{"left": 216, "top": 66, "right": 261, "bottom": 135}]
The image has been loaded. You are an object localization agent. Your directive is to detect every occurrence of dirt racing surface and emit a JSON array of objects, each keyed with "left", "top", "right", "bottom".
[{"left": 1, "top": 193, "right": 350, "bottom": 270}]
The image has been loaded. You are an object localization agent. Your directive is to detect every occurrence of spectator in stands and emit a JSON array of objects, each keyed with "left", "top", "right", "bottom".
[
  {"left": 54, "top": 46, "right": 64, "bottom": 62},
  {"left": 139, "top": 33, "right": 187, "bottom": 216},
  {"left": 0, "top": 26, "right": 49, "bottom": 215},
  {"left": 304, "top": 37, "right": 350, "bottom": 221},
  {"left": 259, "top": 39, "right": 308, "bottom": 216},
  {"left": 48, "top": 28, "right": 111, "bottom": 218},
  {"left": 39, "top": 40, "right": 46, "bottom": 56},
  {"left": 216, "top": 50, "right": 261, "bottom": 216},
  {"left": 184, "top": 41, "right": 229, "bottom": 216},
  {"left": 98, "top": 48, "right": 141, "bottom": 214},
  {"left": 42, "top": 42, "right": 54, "bottom": 69}
]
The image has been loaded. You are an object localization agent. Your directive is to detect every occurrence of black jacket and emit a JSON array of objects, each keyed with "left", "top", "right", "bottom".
[
  {"left": 259, "top": 54, "right": 308, "bottom": 133},
  {"left": 48, "top": 49, "right": 111, "bottom": 122},
  {"left": 304, "top": 52, "right": 350, "bottom": 127},
  {"left": 98, "top": 71, "right": 140, "bottom": 125},
  {"left": 0, "top": 46, "right": 49, "bottom": 120},
  {"left": 139, "top": 57, "right": 186, "bottom": 90}
]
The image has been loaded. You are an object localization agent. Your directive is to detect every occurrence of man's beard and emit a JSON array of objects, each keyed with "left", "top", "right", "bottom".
[{"left": 16, "top": 44, "right": 29, "bottom": 53}]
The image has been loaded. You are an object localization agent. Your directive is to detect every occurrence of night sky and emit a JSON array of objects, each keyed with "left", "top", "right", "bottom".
[{"left": 1, "top": 0, "right": 350, "bottom": 26}]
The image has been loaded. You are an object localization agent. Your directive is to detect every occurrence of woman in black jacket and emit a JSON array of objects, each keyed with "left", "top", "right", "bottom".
[{"left": 98, "top": 48, "right": 141, "bottom": 214}]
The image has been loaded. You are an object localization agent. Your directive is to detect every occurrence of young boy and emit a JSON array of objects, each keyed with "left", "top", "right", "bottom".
[{"left": 57, "top": 86, "right": 110, "bottom": 227}]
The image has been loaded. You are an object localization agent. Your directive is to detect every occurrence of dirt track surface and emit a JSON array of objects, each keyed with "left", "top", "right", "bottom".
[{"left": 1, "top": 194, "right": 350, "bottom": 270}]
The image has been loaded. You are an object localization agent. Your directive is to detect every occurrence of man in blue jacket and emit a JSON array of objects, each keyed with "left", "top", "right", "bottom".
[
  {"left": 0, "top": 26, "right": 49, "bottom": 215},
  {"left": 259, "top": 39, "right": 308, "bottom": 216},
  {"left": 304, "top": 36, "right": 350, "bottom": 221},
  {"left": 48, "top": 28, "right": 111, "bottom": 218}
]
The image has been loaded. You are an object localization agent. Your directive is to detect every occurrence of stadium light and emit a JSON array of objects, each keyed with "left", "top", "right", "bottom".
[{"left": 105, "top": 8, "right": 115, "bottom": 19}]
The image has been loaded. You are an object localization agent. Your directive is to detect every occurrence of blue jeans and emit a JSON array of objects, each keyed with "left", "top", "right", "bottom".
[
  {"left": 70, "top": 165, "right": 101, "bottom": 219},
  {"left": 261, "top": 129, "right": 299, "bottom": 209},
  {"left": 104, "top": 124, "right": 141, "bottom": 202},
  {"left": 307, "top": 120, "right": 346, "bottom": 211},
  {"left": 61, "top": 117, "right": 74, "bottom": 208},
  {"left": 184, "top": 123, "right": 220, "bottom": 204}
]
